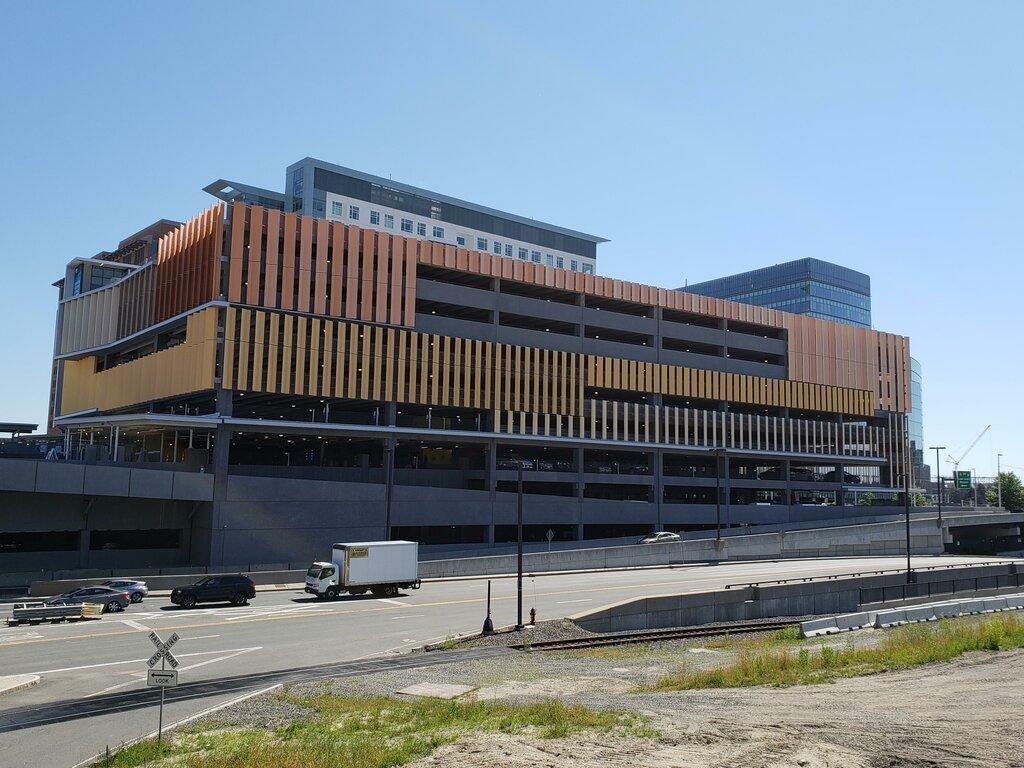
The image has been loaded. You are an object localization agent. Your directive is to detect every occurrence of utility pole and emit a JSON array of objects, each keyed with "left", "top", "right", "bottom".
[
  {"left": 997, "top": 453, "right": 1003, "bottom": 509},
  {"left": 904, "top": 453, "right": 914, "bottom": 583},
  {"left": 516, "top": 466, "right": 524, "bottom": 630},
  {"left": 930, "top": 446, "right": 946, "bottom": 525}
]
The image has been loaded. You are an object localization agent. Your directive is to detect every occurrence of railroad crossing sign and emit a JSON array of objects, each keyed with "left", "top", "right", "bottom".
[
  {"left": 147, "top": 669, "right": 178, "bottom": 687},
  {"left": 147, "top": 631, "right": 180, "bottom": 669},
  {"left": 954, "top": 471, "right": 972, "bottom": 490},
  {"left": 145, "top": 631, "right": 180, "bottom": 746}
]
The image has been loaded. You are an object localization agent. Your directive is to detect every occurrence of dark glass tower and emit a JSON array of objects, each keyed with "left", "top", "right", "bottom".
[{"left": 684, "top": 257, "right": 871, "bottom": 328}]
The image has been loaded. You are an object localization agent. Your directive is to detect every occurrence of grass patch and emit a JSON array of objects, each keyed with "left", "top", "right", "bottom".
[
  {"left": 95, "top": 692, "right": 654, "bottom": 768},
  {"left": 92, "top": 739, "right": 175, "bottom": 767},
  {"left": 650, "top": 614, "right": 1024, "bottom": 690}
]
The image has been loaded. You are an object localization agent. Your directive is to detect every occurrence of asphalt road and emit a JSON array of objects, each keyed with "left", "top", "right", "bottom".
[{"left": 0, "top": 554, "right": 1005, "bottom": 768}]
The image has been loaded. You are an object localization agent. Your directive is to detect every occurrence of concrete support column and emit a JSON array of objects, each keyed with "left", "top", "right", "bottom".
[
  {"left": 78, "top": 503, "right": 91, "bottom": 569},
  {"left": 722, "top": 453, "right": 732, "bottom": 529},
  {"left": 210, "top": 388, "right": 233, "bottom": 566},
  {"left": 486, "top": 439, "right": 496, "bottom": 544},
  {"left": 383, "top": 435, "right": 396, "bottom": 541},
  {"left": 836, "top": 415, "right": 845, "bottom": 507},
  {"left": 491, "top": 277, "right": 501, "bottom": 332},
  {"left": 783, "top": 458, "right": 793, "bottom": 512},
  {"left": 654, "top": 449, "right": 664, "bottom": 531}
]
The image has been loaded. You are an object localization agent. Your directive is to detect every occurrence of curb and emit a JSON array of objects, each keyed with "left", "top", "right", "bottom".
[{"left": 0, "top": 674, "right": 40, "bottom": 697}]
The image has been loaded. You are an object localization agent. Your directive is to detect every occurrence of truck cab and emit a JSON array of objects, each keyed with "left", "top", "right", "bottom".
[{"left": 305, "top": 561, "right": 342, "bottom": 599}]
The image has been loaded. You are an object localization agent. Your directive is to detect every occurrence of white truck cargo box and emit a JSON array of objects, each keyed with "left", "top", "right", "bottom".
[{"left": 333, "top": 541, "right": 419, "bottom": 588}]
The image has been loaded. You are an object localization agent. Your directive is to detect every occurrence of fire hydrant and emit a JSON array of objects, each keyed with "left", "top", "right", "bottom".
[{"left": 529, "top": 607, "right": 536, "bottom": 625}]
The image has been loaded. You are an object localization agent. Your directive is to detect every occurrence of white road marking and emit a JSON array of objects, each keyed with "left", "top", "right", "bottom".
[
  {"left": 87, "top": 647, "right": 262, "bottom": 697},
  {"left": 28, "top": 647, "right": 260, "bottom": 676},
  {"left": 555, "top": 599, "right": 593, "bottom": 604},
  {"left": 175, "top": 646, "right": 260, "bottom": 673},
  {"left": 379, "top": 598, "right": 407, "bottom": 606},
  {"left": 0, "top": 632, "right": 43, "bottom": 643},
  {"left": 119, "top": 619, "right": 151, "bottom": 631},
  {"left": 388, "top": 614, "right": 425, "bottom": 620}
]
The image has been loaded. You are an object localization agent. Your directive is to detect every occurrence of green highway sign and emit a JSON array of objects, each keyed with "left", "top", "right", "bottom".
[{"left": 954, "top": 471, "right": 972, "bottom": 490}]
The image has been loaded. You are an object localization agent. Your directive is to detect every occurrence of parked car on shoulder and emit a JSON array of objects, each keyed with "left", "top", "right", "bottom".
[
  {"left": 102, "top": 579, "right": 149, "bottom": 603},
  {"left": 46, "top": 586, "right": 131, "bottom": 613},
  {"left": 637, "top": 531, "right": 681, "bottom": 544},
  {"left": 170, "top": 574, "right": 256, "bottom": 608}
]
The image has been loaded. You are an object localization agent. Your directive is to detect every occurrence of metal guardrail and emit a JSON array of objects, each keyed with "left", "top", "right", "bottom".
[
  {"left": 7, "top": 602, "right": 103, "bottom": 625},
  {"left": 859, "top": 573, "right": 1024, "bottom": 606},
  {"left": 724, "top": 560, "right": 1015, "bottom": 589}
]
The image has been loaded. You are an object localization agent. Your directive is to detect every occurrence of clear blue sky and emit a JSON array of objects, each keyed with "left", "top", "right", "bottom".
[{"left": 1, "top": 2, "right": 1021, "bottom": 479}]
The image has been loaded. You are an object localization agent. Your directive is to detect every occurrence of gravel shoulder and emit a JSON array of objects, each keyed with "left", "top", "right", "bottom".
[{"left": 200, "top": 619, "right": 1024, "bottom": 768}]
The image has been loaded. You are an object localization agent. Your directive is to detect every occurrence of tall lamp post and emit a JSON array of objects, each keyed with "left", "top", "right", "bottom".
[
  {"left": 515, "top": 465, "right": 524, "bottom": 630},
  {"left": 929, "top": 445, "right": 945, "bottom": 525},
  {"left": 904, "top": 450, "right": 913, "bottom": 583},
  {"left": 997, "top": 453, "right": 1003, "bottom": 509}
]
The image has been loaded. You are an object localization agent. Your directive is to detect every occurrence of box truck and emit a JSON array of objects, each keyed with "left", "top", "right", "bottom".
[{"left": 305, "top": 541, "right": 420, "bottom": 599}]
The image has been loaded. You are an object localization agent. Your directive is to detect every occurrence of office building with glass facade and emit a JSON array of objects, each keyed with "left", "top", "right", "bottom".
[
  {"left": 684, "top": 258, "right": 872, "bottom": 328},
  {"left": 685, "top": 257, "right": 928, "bottom": 489}
]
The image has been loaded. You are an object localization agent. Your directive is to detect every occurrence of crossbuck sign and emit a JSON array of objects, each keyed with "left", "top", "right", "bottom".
[{"left": 147, "top": 631, "right": 180, "bottom": 669}]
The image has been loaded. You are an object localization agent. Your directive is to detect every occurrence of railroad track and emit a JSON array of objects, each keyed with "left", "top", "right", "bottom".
[{"left": 511, "top": 620, "right": 796, "bottom": 651}]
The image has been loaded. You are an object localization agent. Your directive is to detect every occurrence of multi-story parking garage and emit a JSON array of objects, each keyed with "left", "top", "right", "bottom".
[{"left": 2, "top": 190, "right": 914, "bottom": 569}]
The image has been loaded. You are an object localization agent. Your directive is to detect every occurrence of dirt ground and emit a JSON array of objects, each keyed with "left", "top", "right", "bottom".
[{"left": 406, "top": 649, "right": 1024, "bottom": 768}]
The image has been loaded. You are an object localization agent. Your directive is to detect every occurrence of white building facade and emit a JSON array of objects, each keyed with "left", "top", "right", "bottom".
[{"left": 287, "top": 158, "right": 604, "bottom": 274}]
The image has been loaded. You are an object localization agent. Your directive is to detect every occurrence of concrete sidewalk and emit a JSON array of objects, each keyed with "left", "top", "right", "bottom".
[{"left": 0, "top": 675, "right": 40, "bottom": 697}]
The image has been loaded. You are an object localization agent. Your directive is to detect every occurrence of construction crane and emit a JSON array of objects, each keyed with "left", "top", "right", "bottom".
[{"left": 946, "top": 425, "right": 991, "bottom": 474}]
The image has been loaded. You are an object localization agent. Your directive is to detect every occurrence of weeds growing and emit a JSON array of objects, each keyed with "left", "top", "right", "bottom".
[
  {"left": 96, "top": 692, "right": 652, "bottom": 768},
  {"left": 650, "top": 613, "right": 1024, "bottom": 690}
]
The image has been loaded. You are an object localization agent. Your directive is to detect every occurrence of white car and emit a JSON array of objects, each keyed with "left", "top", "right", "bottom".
[{"left": 637, "top": 531, "right": 681, "bottom": 544}]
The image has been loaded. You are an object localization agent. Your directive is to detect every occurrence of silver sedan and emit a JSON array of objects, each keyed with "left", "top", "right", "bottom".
[{"left": 102, "top": 579, "right": 149, "bottom": 603}]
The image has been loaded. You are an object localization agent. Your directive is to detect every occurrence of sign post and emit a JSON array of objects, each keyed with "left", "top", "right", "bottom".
[
  {"left": 546, "top": 528, "right": 554, "bottom": 552},
  {"left": 146, "top": 631, "right": 180, "bottom": 745},
  {"left": 954, "top": 471, "right": 972, "bottom": 491}
]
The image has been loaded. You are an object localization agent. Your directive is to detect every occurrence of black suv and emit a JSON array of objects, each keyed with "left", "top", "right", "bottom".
[{"left": 170, "top": 574, "right": 256, "bottom": 608}]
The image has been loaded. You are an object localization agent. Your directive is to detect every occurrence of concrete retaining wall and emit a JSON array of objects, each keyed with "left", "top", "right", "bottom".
[
  {"left": 419, "top": 517, "right": 945, "bottom": 578},
  {"left": 24, "top": 515, "right": 948, "bottom": 595},
  {"left": 30, "top": 569, "right": 303, "bottom": 597},
  {"left": 572, "top": 563, "right": 1022, "bottom": 633}
]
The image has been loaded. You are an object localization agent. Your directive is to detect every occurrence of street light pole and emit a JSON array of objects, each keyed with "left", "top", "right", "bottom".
[
  {"left": 904, "top": 453, "right": 913, "bottom": 583},
  {"left": 997, "top": 453, "right": 1003, "bottom": 509},
  {"left": 930, "top": 446, "right": 946, "bottom": 525},
  {"left": 516, "top": 465, "right": 524, "bottom": 630}
]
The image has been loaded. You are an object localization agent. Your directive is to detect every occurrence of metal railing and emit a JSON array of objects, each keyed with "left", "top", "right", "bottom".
[
  {"left": 724, "top": 560, "right": 1015, "bottom": 589},
  {"left": 859, "top": 572, "right": 1024, "bottom": 605}
]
